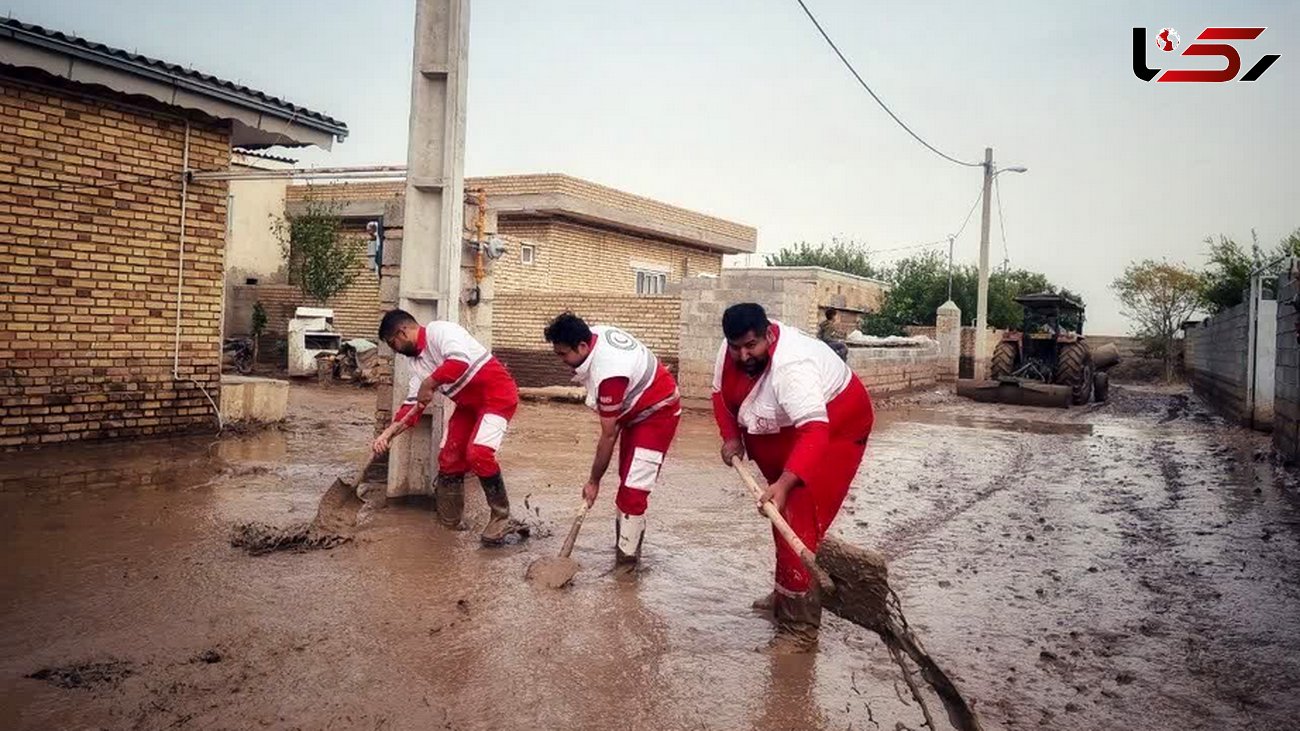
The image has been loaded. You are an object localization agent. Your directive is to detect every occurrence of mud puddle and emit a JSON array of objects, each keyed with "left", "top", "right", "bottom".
[{"left": 4, "top": 383, "right": 1300, "bottom": 730}]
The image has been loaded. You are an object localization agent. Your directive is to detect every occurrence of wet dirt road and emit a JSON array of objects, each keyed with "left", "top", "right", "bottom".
[{"left": 3, "top": 383, "right": 1299, "bottom": 730}]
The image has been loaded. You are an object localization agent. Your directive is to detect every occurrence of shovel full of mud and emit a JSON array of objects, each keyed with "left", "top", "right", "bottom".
[
  {"left": 525, "top": 500, "right": 591, "bottom": 589},
  {"left": 231, "top": 454, "right": 375, "bottom": 556},
  {"left": 733, "top": 461, "right": 984, "bottom": 731}
]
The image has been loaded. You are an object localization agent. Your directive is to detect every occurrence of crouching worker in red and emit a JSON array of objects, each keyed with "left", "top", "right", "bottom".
[
  {"left": 544, "top": 312, "right": 681, "bottom": 570},
  {"left": 373, "top": 309, "right": 528, "bottom": 545},
  {"left": 712, "top": 303, "right": 874, "bottom": 652}
]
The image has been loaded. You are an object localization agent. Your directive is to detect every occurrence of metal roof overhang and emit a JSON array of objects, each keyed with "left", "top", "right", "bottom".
[{"left": 0, "top": 27, "right": 345, "bottom": 150}]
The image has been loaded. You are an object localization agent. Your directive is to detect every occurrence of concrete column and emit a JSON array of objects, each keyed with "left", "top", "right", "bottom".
[
  {"left": 935, "top": 300, "right": 961, "bottom": 383},
  {"left": 388, "top": 0, "right": 469, "bottom": 498}
]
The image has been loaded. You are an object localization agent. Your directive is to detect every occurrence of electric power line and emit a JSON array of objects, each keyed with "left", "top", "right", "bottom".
[
  {"left": 995, "top": 175, "right": 1009, "bottom": 270},
  {"left": 793, "top": 0, "right": 981, "bottom": 169},
  {"left": 950, "top": 186, "right": 983, "bottom": 242}
]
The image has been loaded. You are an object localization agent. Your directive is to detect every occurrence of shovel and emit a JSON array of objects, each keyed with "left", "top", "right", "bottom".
[
  {"left": 732, "top": 460, "right": 984, "bottom": 731},
  {"left": 525, "top": 500, "right": 592, "bottom": 589},
  {"left": 231, "top": 453, "right": 375, "bottom": 555},
  {"left": 309, "top": 453, "right": 376, "bottom": 537}
]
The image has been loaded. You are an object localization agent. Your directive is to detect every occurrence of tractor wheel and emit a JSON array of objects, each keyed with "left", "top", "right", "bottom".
[
  {"left": 1093, "top": 371, "right": 1110, "bottom": 403},
  {"left": 991, "top": 341, "right": 1018, "bottom": 379},
  {"left": 1056, "top": 342, "right": 1094, "bottom": 405}
]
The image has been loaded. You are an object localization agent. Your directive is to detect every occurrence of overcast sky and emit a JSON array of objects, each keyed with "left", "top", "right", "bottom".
[{"left": 9, "top": 0, "right": 1298, "bottom": 333}]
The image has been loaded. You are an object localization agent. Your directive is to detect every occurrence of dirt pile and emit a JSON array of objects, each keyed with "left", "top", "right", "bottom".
[
  {"left": 26, "top": 660, "right": 135, "bottom": 690},
  {"left": 229, "top": 521, "right": 350, "bottom": 555}
]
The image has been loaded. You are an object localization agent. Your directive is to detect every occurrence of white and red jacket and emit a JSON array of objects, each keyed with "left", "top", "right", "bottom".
[
  {"left": 393, "top": 321, "right": 512, "bottom": 427},
  {"left": 712, "top": 321, "right": 873, "bottom": 481},
  {"left": 572, "top": 326, "right": 679, "bottom": 425}
]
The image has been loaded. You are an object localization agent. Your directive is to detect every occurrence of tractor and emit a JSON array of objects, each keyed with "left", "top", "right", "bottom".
[{"left": 961, "top": 293, "right": 1117, "bottom": 408}]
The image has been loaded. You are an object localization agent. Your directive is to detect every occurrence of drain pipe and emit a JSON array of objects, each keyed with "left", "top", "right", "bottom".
[{"left": 173, "top": 120, "right": 223, "bottom": 432}]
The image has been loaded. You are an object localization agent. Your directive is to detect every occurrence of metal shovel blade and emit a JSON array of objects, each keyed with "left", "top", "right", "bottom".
[{"left": 525, "top": 555, "right": 582, "bottom": 589}]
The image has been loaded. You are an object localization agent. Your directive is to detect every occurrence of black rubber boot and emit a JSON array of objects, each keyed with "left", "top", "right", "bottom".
[
  {"left": 765, "top": 590, "right": 822, "bottom": 654},
  {"left": 478, "top": 473, "right": 528, "bottom": 545},
  {"left": 434, "top": 473, "right": 467, "bottom": 531}
]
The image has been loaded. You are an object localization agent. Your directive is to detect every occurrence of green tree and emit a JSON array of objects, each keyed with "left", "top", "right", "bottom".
[
  {"left": 860, "top": 250, "right": 1081, "bottom": 336},
  {"left": 1112, "top": 260, "right": 1203, "bottom": 381},
  {"left": 764, "top": 238, "right": 880, "bottom": 280},
  {"left": 274, "top": 198, "right": 358, "bottom": 303},
  {"left": 1200, "top": 232, "right": 1261, "bottom": 313}
]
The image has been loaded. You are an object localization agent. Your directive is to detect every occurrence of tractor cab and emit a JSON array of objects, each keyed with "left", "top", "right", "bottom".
[{"left": 989, "top": 292, "right": 1098, "bottom": 405}]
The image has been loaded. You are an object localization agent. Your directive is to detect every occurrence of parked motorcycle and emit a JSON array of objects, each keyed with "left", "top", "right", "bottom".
[{"left": 223, "top": 337, "right": 254, "bottom": 375}]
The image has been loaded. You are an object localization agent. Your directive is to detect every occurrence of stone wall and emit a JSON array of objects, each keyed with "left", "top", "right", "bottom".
[
  {"left": 0, "top": 77, "right": 229, "bottom": 449},
  {"left": 1184, "top": 302, "right": 1250, "bottom": 422}
]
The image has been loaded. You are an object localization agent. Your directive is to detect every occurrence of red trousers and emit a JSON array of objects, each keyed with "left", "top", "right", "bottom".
[
  {"left": 745, "top": 376, "right": 873, "bottom": 594},
  {"left": 438, "top": 361, "right": 518, "bottom": 478},
  {"left": 613, "top": 404, "right": 681, "bottom": 516}
]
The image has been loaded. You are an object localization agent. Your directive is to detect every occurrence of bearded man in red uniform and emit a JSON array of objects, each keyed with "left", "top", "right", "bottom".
[{"left": 712, "top": 303, "right": 874, "bottom": 651}]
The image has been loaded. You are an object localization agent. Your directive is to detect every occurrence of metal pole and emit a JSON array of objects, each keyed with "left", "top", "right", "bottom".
[{"left": 973, "top": 147, "right": 994, "bottom": 380}]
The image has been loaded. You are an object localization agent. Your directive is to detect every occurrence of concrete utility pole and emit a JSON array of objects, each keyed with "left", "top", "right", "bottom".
[
  {"left": 388, "top": 0, "right": 470, "bottom": 497},
  {"left": 973, "top": 147, "right": 994, "bottom": 381}
]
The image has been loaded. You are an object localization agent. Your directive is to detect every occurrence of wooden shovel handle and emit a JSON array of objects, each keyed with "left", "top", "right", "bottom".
[
  {"left": 732, "top": 461, "right": 819, "bottom": 571},
  {"left": 558, "top": 500, "right": 592, "bottom": 558}
]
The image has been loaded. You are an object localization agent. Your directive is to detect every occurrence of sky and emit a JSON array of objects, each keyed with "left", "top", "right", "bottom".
[{"left": 8, "top": 0, "right": 1299, "bottom": 333}]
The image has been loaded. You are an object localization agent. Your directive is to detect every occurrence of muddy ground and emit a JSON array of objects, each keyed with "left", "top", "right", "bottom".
[{"left": 3, "top": 382, "right": 1299, "bottom": 730}]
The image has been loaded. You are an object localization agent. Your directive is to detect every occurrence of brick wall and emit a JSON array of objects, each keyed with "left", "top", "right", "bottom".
[
  {"left": 492, "top": 218, "right": 722, "bottom": 295},
  {"left": 0, "top": 77, "right": 229, "bottom": 449},
  {"left": 493, "top": 293, "right": 681, "bottom": 387},
  {"left": 470, "top": 174, "right": 755, "bottom": 244},
  {"left": 228, "top": 237, "right": 381, "bottom": 354},
  {"left": 846, "top": 341, "right": 941, "bottom": 395},
  {"left": 1184, "top": 302, "right": 1250, "bottom": 422}
]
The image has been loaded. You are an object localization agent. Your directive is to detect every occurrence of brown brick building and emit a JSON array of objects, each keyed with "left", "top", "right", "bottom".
[
  {"left": 228, "top": 174, "right": 757, "bottom": 386},
  {"left": 0, "top": 18, "right": 345, "bottom": 449}
]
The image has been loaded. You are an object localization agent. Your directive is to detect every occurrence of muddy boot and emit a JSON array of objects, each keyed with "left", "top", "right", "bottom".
[
  {"left": 764, "top": 591, "right": 821, "bottom": 654},
  {"left": 614, "top": 512, "right": 646, "bottom": 572},
  {"left": 751, "top": 590, "right": 777, "bottom": 618},
  {"left": 479, "top": 473, "right": 529, "bottom": 545},
  {"left": 433, "top": 473, "right": 467, "bottom": 531}
]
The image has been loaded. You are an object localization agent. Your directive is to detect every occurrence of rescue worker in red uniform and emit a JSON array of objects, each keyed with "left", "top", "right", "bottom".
[
  {"left": 373, "top": 309, "right": 527, "bottom": 545},
  {"left": 544, "top": 312, "right": 681, "bottom": 568},
  {"left": 712, "top": 303, "right": 874, "bottom": 651}
]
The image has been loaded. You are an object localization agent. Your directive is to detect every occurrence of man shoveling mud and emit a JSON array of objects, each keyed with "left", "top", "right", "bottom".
[
  {"left": 544, "top": 312, "right": 681, "bottom": 570},
  {"left": 373, "top": 309, "right": 527, "bottom": 544},
  {"left": 713, "top": 303, "right": 875, "bottom": 652}
]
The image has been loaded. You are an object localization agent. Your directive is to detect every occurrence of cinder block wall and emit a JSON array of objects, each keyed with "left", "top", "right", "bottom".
[
  {"left": 1274, "top": 280, "right": 1299, "bottom": 461},
  {"left": 846, "top": 342, "right": 941, "bottom": 395},
  {"left": 0, "top": 78, "right": 229, "bottom": 449},
  {"left": 1184, "top": 302, "right": 1250, "bottom": 422},
  {"left": 493, "top": 293, "right": 681, "bottom": 387},
  {"left": 677, "top": 272, "right": 821, "bottom": 400}
]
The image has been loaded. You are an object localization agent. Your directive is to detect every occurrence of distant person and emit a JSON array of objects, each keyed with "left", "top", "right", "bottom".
[
  {"left": 544, "top": 312, "right": 681, "bottom": 571},
  {"left": 818, "top": 308, "right": 849, "bottom": 361},
  {"left": 712, "top": 303, "right": 874, "bottom": 652},
  {"left": 373, "top": 309, "right": 527, "bottom": 545}
]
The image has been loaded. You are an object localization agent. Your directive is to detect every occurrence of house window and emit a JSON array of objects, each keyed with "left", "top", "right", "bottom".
[
  {"left": 635, "top": 269, "right": 667, "bottom": 295},
  {"left": 521, "top": 244, "right": 535, "bottom": 265}
]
